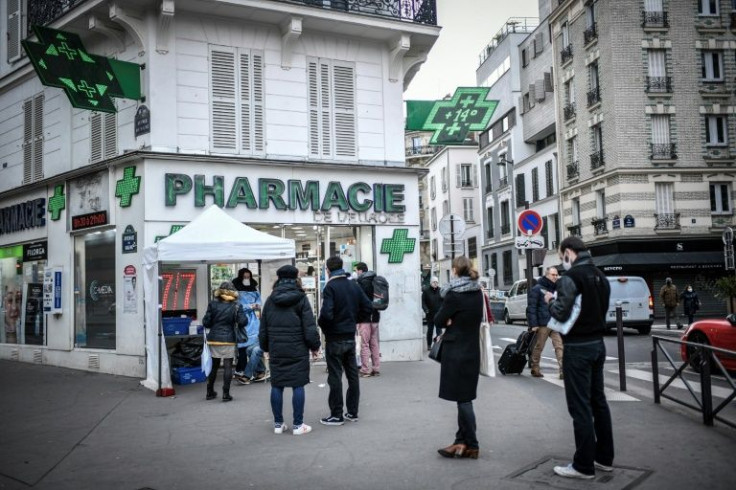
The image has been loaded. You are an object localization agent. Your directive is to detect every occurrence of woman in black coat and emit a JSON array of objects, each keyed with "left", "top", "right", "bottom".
[
  {"left": 680, "top": 285, "right": 700, "bottom": 326},
  {"left": 433, "top": 256, "right": 483, "bottom": 460},
  {"left": 259, "top": 266, "right": 321, "bottom": 435}
]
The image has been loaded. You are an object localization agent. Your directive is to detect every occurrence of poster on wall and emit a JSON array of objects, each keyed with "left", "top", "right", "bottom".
[
  {"left": 123, "top": 265, "right": 137, "bottom": 314},
  {"left": 23, "top": 283, "right": 44, "bottom": 345},
  {"left": 0, "top": 258, "right": 22, "bottom": 344}
]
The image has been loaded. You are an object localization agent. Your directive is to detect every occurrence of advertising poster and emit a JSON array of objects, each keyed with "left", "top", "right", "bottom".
[{"left": 23, "top": 283, "right": 44, "bottom": 345}]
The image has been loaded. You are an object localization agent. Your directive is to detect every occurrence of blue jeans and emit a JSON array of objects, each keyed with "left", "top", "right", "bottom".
[
  {"left": 454, "top": 401, "right": 478, "bottom": 449},
  {"left": 270, "top": 386, "right": 305, "bottom": 426},
  {"left": 325, "top": 339, "right": 360, "bottom": 417},
  {"left": 563, "top": 339, "right": 614, "bottom": 475},
  {"left": 236, "top": 344, "right": 265, "bottom": 378}
]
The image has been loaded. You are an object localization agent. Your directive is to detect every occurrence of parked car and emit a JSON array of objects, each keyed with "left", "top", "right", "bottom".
[
  {"left": 605, "top": 276, "right": 654, "bottom": 335},
  {"left": 503, "top": 279, "right": 532, "bottom": 324},
  {"left": 680, "top": 314, "right": 736, "bottom": 373}
]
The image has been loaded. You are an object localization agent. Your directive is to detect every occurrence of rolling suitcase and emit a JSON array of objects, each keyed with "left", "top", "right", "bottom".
[{"left": 498, "top": 344, "right": 527, "bottom": 375}]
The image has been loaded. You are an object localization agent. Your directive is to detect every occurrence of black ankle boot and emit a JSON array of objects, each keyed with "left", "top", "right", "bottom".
[
  {"left": 222, "top": 390, "right": 233, "bottom": 402},
  {"left": 206, "top": 389, "right": 217, "bottom": 400}
]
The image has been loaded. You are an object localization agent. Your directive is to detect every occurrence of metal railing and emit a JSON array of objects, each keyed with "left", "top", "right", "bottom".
[
  {"left": 590, "top": 150, "right": 604, "bottom": 169},
  {"left": 566, "top": 160, "right": 579, "bottom": 179},
  {"left": 28, "top": 0, "right": 88, "bottom": 29},
  {"left": 591, "top": 217, "right": 608, "bottom": 235},
  {"left": 642, "top": 10, "right": 669, "bottom": 28},
  {"left": 567, "top": 224, "right": 581, "bottom": 237},
  {"left": 560, "top": 44, "right": 573, "bottom": 64},
  {"left": 501, "top": 223, "right": 511, "bottom": 235},
  {"left": 499, "top": 176, "right": 509, "bottom": 188},
  {"left": 282, "top": 0, "right": 437, "bottom": 25},
  {"left": 651, "top": 335, "right": 736, "bottom": 428},
  {"left": 563, "top": 102, "right": 576, "bottom": 121},
  {"left": 587, "top": 87, "right": 601, "bottom": 107},
  {"left": 654, "top": 212, "right": 680, "bottom": 230},
  {"left": 406, "top": 144, "right": 441, "bottom": 157},
  {"left": 584, "top": 23, "right": 598, "bottom": 44},
  {"left": 651, "top": 143, "right": 677, "bottom": 160},
  {"left": 646, "top": 76, "right": 673, "bottom": 93}
]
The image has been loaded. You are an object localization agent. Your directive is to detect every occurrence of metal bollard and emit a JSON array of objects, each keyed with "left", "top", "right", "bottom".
[{"left": 616, "top": 302, "right": 627, "bottom": 392}]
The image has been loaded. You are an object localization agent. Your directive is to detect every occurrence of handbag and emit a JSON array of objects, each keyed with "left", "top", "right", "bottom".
[
  {"left": 479, "top": 292, "right": 496, "bottom": 377},
  {"left": 547, "top": 294, "right": 582, "bottom": 335},
  {"left": 201, "top": 331, "right": 213, "bottom": 376},
  {"left": 428, "top": 335, "right": 443, "bottom": 363},
  {"left": 233, "top": 304, "right": 248, "bottom": 344}
]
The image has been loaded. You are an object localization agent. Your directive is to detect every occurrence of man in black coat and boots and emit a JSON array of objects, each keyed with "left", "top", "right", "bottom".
[
  {"left": 422, "top": 276, "right": 443, "bottom": 350},
  {"left": 318, "top": 256, "right": 372, "bottom": 426}
]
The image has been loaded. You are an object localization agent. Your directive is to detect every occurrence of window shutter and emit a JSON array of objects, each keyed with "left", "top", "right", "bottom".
[
  {"left": 456, "top": 164, "right": 462, "bottom": 187},
  {"left": 320, "top": 62, "right": 332, "bottom": 157},
  {"left": 23, "top": 100, "right": 33, "bottom": 184},
  {"left": 472, "top": 164, "right": 478, "bottom": 188},
  {"left": 33, "top": 95, "right": 44, "bottom": 181},
  {"left": 544, "top": 72, "right": 553, "bottom": 92},
  {"left": 333, "top": 62, "right": 355, "bottom": 158},
  {"left": 535, "top": 81, "right": 545, "bottom": 101},
  {"left": 515, "top": 174, "right": 526, "bottom": 207},
  {"left": 103, "top": 112, "right": 117, "bottom": 159},
  {"left": 252, "top": 52, "right": 265, "bottom": 153},
  {"left": 240, "top": 52, "right": 252, "bottom": 153},
  {"left": 90, "top": 113, "right": 102, "bottom": 162},
  {"left": 308, "top": 60, "right": 320, "bottom": 156},
  {"left": 7, "top": 0, "right": 22, "bottom": 63},
  {"left": 210, "top": 49, "right": 237, "bottom": 152}
]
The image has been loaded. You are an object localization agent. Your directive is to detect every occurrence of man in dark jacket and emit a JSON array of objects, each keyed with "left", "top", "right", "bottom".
[
  {"left": 355, "top": 262, "right": 381, "bottom": 377},
  {"left": 527, "top": 267, "right": 563, "bottom": 378},
  {"left": 318, "top": 256, "right": 372, "bottom": 425},
  {"left": 544, "top": 236, "right": 613, "bottom": 480},
  {"left": 422, "top": 276, "right": 443, "bottom": 350}
]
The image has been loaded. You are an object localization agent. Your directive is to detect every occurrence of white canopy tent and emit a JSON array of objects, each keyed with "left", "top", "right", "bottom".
[{"left": 141, "top": 205, "right": 295, "bottom": 393}]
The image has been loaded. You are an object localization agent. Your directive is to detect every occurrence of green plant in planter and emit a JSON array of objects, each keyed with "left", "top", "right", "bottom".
[{"left": 713, "top": 276, "right": 736, "bottom": 314}]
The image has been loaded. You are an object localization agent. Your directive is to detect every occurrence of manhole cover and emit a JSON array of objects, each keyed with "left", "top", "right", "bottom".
[{"left": 506, "top": 456, "right": 652, "bottom": 490}]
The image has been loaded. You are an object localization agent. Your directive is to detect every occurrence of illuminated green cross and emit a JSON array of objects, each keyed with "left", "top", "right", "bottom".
[
  {"left": 115, "top": 166, "right": 141, "bottom": 207},
  {"left": 76, "top": 80, "right": 96, "bottom": 98},
  {"left": 380, "top": 229, "right": 416, "bottom": 264},
  {"left": 57, "top": 42, "right": 77, "bottom": 60},
  {"left": 424, "top": 87, "right": 498, "bottom": 144},
  {"left": 48, "top": 184, "right": 66, "bottom": 221}
]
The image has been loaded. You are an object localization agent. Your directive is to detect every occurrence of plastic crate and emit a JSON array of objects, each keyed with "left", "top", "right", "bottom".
[
  {"left": 171, "top": 366, "right": 207, "bottom": 384},
  {"left": 162, "top": 317, "right": 191, "bottom": 336}
]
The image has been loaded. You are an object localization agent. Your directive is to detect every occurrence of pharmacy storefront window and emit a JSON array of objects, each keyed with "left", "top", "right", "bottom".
[
  {"left": 74, "top": 229, "right": 116, "bottom": 349},
  {"left": 0, "top": 242, "right": 48, "bottom": 345}
]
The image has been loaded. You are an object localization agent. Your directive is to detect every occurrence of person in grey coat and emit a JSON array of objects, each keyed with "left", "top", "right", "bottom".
[
  {"left": 433, "top": 256, "right": 483, "bottom": 460},
  {"left": 259, "top": 265, "right": 321, "bottom": 435}
]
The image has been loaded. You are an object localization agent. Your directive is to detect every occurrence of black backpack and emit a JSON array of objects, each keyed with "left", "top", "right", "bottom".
[{"left": 372, "top": 275, "right": 390, "bottom": 311}]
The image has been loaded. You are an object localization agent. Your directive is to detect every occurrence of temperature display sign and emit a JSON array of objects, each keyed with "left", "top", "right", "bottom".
[{"left": 161, "top": 269, "right": 197, "bottom": 313}]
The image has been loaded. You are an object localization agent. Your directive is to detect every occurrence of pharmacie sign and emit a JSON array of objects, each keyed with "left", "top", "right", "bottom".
[{"left": 164, "top": 174, "right": 407, "bottom": 224}]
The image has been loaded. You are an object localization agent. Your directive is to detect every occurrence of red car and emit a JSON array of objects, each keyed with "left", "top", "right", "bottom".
[{"left": 680, "top": 314, "right": 736, "bottom": 372}]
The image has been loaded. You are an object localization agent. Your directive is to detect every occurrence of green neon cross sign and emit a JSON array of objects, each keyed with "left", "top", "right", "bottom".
[
  {"left": 48, "top": 184, "right": 66, "bottom": 221},
  {"left": 22, "top": 26, "right": 141, "bottom": 113},
  {"left": 380, "top": 229, "right": 416, "bottom": 264},
  {"left": 115, "top": 166, "right": 141, "bottom": 207},
  {"left": 423, "top": 87, "right": 498, "bottom": 144}
]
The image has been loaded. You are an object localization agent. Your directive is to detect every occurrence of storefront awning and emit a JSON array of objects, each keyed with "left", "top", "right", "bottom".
[{"left": 593, "top": 251, "right": 724, "bottom": 271}]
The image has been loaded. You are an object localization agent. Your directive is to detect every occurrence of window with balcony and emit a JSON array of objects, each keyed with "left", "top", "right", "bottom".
[
  {"left": 651, "top": 115, "right": 675, "bottom": 159},
  {"left": 702, "top": 51, "right": 724, "bottom": 81},
  {"left": 698, "top": 0, "right": 719, "bottom": 15},
  {"left": 567, "top": 136, "right": 579, "bottom": 179},
  {"left": 591, "top": 125, "right": 604, "bottom": 169},
  {"left": 642, "top": 0, "right": 668, "bottom": 28},
  {"left": 655, "top": 182, "right": 679, "bottom": 229},
  {"left": 646, "top": 49, "right": 671, "bottom": 93},
  {"left": 515, "top": 174, "right": 527, "bottom": 207},
  {"left": 487, "top": 207, "right": 495, "bottom": 238},
  {"left": 532, "top": 168, "right": 540, "bottom": 202},
  {"left": 596, "top": 190, "right": 606, "bottom": 219},
  {"left": 710, "top": 183, "right": 733, "bottom": 214},
  {"left": 501, "top": 200, "right": 511, "bottom": 235},
  {"left": 584, "top": 2, "right": 598, "bottom": 44},
  {"left": 572, "top": 198, "right": 581, "bottom": 226},
  {"left": 499, "top": 155, "right": 509, "bottom": 188},
  {"left": 705, "top": 115, "right": 728, "bottom": 146},
  {"left": 458, "top": 163, "right": 475, "bottom": 188},
  {"left": 22, "top": 93, "right": 44, "bottom": 184},
  {"left": 463, "top": 198, "right": 475, "bottom": 223},
  {"left": 563, "top": 79, "right": 576, "bottom": 120},
  {"left": 545, "top": 160, "right": 554, "bottom": 197},
  {"left": 587, "top": 62, "right": 601, "bottom": 107}
]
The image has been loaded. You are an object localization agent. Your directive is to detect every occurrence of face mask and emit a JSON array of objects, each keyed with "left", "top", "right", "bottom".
[
  {"left": 351, "top": 272, "right": 358, "bottom": 280},
  {"left": 562, "top": 253, "right": 572, "bottom": 271},
  {"left": 687, "top": 288, "right": 692, "bottom": 292}
]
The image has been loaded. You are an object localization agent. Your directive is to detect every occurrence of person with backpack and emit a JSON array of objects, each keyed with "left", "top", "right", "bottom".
[{"left": 355, "top": 262, "right": 383, "bottom": 377}]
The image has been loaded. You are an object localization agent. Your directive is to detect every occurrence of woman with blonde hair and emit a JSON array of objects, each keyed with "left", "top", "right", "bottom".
[{"left": 433, "top": 256, "right": 483, "bottom": 459}]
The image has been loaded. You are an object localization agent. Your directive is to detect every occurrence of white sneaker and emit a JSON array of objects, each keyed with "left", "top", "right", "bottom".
[
  {"left": 553, "top": 464, "right": 595, "bottom": 480},
  {"left": 595, "top": 461, "right": 613, "bottom": 472},
  {"left": 292, "top": 424, "right": 312, "bottom": 435},
  {"left": 274, "top": 423, "right": 288, "bottom": 435}
]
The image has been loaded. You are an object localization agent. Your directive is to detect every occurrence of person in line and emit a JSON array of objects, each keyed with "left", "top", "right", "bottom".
[
  {"left": 354, "top": 262, "right": 381, "bottom": 377},
  {"left": 659, "top": 277, "right": 679, "bottom": 330},
  {"left": 233, "top": 267, "right": 258, "bottom": 292},
  {"left": 680, "top": 285, "right": 700, "bottom": 327},
  {"left": 233, "top": 290, "right": 268, "bottom": 384},
  {"left": 422, "top": 276, "right": 443, "bottom": 350},
  {"left": 527, "top": 267, "right": 563, "bottom": 379},
  {"left": 202, "top": 281, "right": 248, "bottom": 402},
  {"left": 433, "top": 256, "right": 483, "bottom": 460},
  {"left": 260, "top": 266, "right": 321, "bottom": 435},
  {"left": 317, "top": 256, "right": 372, "bottom": 426},
  {"left": 544, "top": 236, "right": 614, "bottom": 480}
]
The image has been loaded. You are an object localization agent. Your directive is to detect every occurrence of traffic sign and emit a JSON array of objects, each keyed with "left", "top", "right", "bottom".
[
  {"left": 438, "top": 214, "right": 466, "bottom": 237},
  {"left": 515, "top": 235, "right": 545, "bottom": 250},
  {"left": 518, "top": 209, "right": 543, "bottom": 235}
]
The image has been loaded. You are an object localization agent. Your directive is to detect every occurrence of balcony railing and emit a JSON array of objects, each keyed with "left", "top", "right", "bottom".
[
  {"left": 285, "top": 0, "right": 438, "bottom": 25},
  {"left": 590, "top": 150, "right": 604, "bottom": 170},
  {"left": 499, "top": 176, "right": 509, "bottom": 188},
  {"left": 28, "top": 0, "right": 88, "bottom": 30},
  {"left": 501, "top": 223, "right": 511, "bottom": 235},
  {"left": 591, "top": 217, "right": 608, "bottom": 236},
  {"left": 566, "top": 161, "right": 579, "bottom": 180},
  {"left": 651, "top": 143, "right": 677, "bottom": 160},
  {"left": 654, "top": 213, "right": 680, "bottom": 230},
  {"left": 567, "top": 224, "right": 581, "bottom": 237},
  {"left": 563, "top": 102, "right": 576, "bottom": 120},
  {"left": 587, "top": 87, "right": 601, "bottom": 107},
  {"left": 646, "top": 76, "right": 673, "bottom": 93},
  {"left": 560, "top": 44, "right": 573, "bottom": 64},
  {"left": 584, "top": 23, "right": 598, "bottom": 44},
  {"left": 642, "top": 10, "right": 669, "bottom": 28},
  {"left": 406, "top": 144, "right": 442, "bottom": 157}
]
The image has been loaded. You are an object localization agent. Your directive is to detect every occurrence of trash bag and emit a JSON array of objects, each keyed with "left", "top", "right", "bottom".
[{"left": 169, "top": 336, "right": 204, "bottom": 367}]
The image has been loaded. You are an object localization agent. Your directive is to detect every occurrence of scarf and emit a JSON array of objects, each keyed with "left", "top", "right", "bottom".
[
  {"left": 327, "top": 268, "right": 347, "bottom": 281},
  {"left": 440, "top": 276, "right": 481, "bottom": 298}
]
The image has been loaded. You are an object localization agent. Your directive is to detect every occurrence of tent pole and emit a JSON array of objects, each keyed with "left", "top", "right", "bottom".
[{"left": 157, "top": 274, "right": 162, "bottom": 395}]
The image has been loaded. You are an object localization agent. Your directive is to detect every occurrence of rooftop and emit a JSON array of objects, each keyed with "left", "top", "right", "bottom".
[{"left": 478, "top": 17, "right": 539, "bottom": 66}]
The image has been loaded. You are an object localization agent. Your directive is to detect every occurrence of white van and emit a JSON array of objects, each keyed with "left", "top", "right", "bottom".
[
  {"left": 503, "top": 279, "right": 532, "bottom": 324},
  {"left": 606, "top": 276, "right": 654, "bottom": 335}
]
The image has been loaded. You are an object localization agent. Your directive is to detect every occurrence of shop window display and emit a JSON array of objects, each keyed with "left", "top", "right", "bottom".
[{"left": 0, "top": 249, "right": 47, "bottom": 345}]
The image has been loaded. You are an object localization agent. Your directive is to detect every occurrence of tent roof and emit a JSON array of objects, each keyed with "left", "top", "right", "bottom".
[{"left": 146, "top": 205, "right": 295, "bottom": 263}]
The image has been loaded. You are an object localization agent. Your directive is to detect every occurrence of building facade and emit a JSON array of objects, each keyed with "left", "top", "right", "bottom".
[
  {"left": 0, "top": 0, "right": 439, "bottom": 376},
  {"left": 550, "top": 0, "right": 734, "bottom": 317}
]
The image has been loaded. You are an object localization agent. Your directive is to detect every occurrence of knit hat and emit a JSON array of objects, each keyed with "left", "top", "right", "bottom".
[{"left": 277, "top": 265, "right": 299, "bottom": 280}]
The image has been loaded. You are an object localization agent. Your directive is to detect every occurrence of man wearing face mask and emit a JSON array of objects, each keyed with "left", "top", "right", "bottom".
[{"left": 543, "top": 236, "right": 613, "bottom": 480}]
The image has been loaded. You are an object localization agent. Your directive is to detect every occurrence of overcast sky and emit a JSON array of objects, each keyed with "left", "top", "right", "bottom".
[{"left": 403, "top": 0, "right": 539, "bottom": 101}]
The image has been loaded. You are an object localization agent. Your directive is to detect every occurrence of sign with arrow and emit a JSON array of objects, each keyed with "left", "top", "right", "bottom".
[{"left": 22, "top": 25, "right": 141, "bottom": 113}]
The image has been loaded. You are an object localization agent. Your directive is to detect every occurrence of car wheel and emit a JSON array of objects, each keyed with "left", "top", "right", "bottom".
[
  {"left": 504, "top": 309, "right": 513, "bottom": 324},
  {"left": 687, "top": 332, "right": 711, "bottom": 373},
  {"left": 637, "top": 325, "right": 652, "bottom": 335}
]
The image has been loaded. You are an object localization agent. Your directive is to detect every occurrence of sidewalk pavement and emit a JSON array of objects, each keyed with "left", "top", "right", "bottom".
[{"left": 1, "top": 357, "right": 735, "bottom": 490}]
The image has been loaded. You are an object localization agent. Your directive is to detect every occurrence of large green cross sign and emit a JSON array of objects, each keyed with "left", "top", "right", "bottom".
[
  {"left": 405, "top": 87, "right": 498, "bottom": 144},
  {"left": 22, "top": 26, "right": 141, "bottom": 113},
  {"left": 380, "top": 229, "right": 416, "bottom": 263}
]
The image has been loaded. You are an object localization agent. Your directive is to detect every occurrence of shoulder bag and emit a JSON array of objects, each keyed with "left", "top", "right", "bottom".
[
  {"left": 547, "top": 294, "right": 582, "bottom": 335},
  {"left": 479, "top": 292, "right": 496, "bottom": 377}
]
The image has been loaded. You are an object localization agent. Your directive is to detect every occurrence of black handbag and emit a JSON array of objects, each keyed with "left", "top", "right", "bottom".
[
  {"left": 233, "top": 304, "right": 248, "bottom": 344},
  {"left": 428, "top": 335, "right": 443, "bottom": 363}
]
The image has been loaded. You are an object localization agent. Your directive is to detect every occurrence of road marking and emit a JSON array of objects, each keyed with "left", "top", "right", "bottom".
[
  {"left": 609, "top": 367, "right": 736, "bottom": 401},
  {"left": 500, "top": 337, "right": 517, "bottom": 343},
  {"left": 540, "top": 376, "right": 639, "bottom": 401}
]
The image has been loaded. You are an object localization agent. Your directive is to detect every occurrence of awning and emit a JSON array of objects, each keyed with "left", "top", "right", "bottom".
[{"left": 593, "top": 251, "right": 724, "bottom": 271}]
